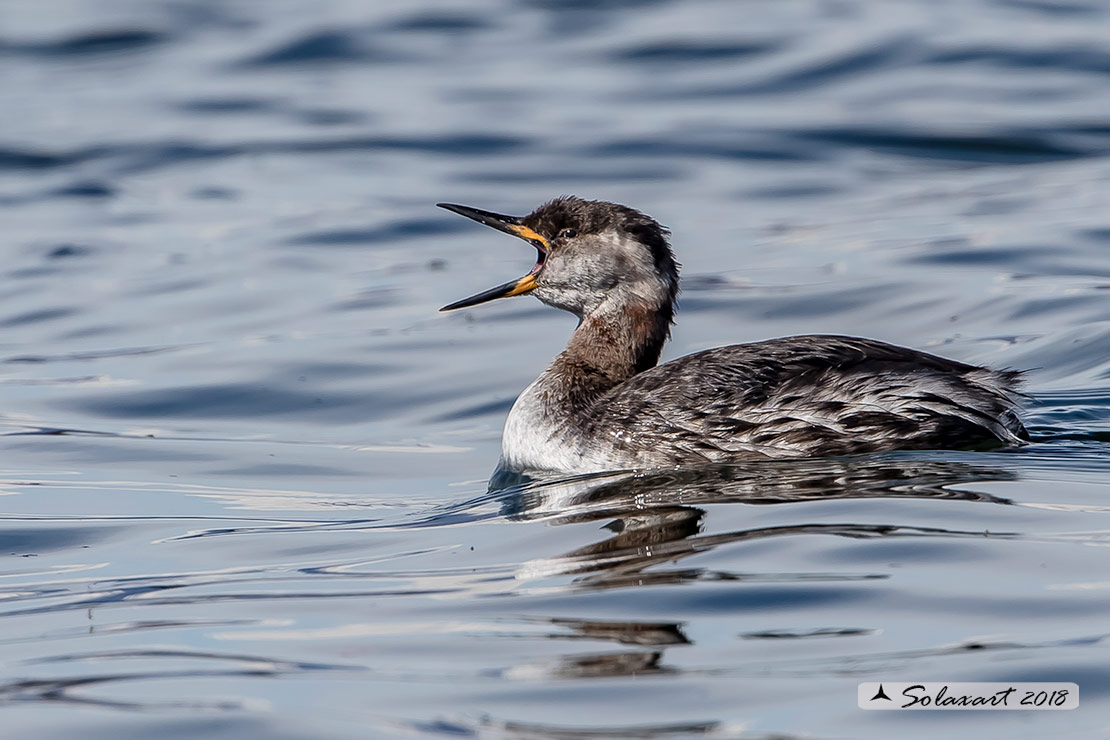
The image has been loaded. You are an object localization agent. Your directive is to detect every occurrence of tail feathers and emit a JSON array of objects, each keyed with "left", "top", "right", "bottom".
[
  {"left": 965, "top": 368, "right": 1029, "bottom": 445},
  {"left": 998, "top": 408, "right": 1030, "bottom": 443}
]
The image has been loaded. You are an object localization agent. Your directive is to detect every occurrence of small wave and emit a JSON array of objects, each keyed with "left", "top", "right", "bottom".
[
  {"left": 0, "top": 29, "right": 168, "bottom": 58},
  {"left": 927, "top": 45, "right": 1110, "bottom": 75},
  {"left": 234, "top": 30, "right": 396, "bottom": 68},
  {"left": 610, "top": 38, "right": 781, "bottom": 64},
  {"left": 285, "top": 218, "right": 463, "bottom": 247},
  {"left": 385, "top": 11, "right": 490, "bottom": 33},
  {"left": 786, "top": 125, "right": 1102, "bottom": 164}
]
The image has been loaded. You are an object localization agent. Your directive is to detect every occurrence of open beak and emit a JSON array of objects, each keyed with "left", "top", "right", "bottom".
[{"left": 437, "top": 203, "right": 549, "bottom": 311}]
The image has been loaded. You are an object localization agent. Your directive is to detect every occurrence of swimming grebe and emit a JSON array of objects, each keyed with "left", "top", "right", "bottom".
[{"left": 438, "top": 197, "right": 1028, "bottom": 474}]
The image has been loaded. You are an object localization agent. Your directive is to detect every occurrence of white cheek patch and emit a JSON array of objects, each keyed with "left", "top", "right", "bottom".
[
  {"left": 600, "top": 230, "right": 674, "bottom": 305},
  {"left": 534, "top": 230, "right": 675, "bottom": 317}
]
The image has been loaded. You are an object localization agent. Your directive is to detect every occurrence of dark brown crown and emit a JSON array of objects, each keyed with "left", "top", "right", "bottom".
[{"left": 522, "top": 196, "right": 679, "bottom": 285}]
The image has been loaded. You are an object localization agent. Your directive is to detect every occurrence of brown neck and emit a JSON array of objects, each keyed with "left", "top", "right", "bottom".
[{"left": 546, "top": 296, "right": 673, "bottom": 411}]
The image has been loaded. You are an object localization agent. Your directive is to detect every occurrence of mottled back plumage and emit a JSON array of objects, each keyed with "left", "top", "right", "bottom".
[
  {"left": 438, "top": 196, "right": 1028, "bottom": 475},
  {"left": 580, "top": 335, "right": 1027, "bottom": 467}
]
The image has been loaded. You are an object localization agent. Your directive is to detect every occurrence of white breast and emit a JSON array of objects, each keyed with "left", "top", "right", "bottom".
[{"left": 500, "top": 374, "right": 598, "bottom": 473}]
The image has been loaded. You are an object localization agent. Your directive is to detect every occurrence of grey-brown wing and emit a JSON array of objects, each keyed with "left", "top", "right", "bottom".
[{"left": 586, "top": 335, "right": 1026, "bottom": 462}]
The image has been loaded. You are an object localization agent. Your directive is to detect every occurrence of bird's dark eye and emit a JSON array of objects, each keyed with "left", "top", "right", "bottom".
[{"left": 560, "top": 228, "right": 578, "bottom": 239}]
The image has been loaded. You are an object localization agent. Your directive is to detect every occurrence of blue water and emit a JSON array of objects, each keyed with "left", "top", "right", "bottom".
[{"left": 1, "top": 0, "right": 1109, "bottom": 737}]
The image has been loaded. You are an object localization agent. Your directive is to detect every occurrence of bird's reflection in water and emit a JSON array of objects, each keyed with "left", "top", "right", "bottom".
[
  {"left": 480, "top": 457, "right": 1018, "bottom": 687},
  {"left": 545, "top": 617, "right": 692, "bottom": 646},
  {"left": 473, "top": 717, "right": 723, "bottom": 740},
  {"left": 501, "top": 617, "right": 691, "bottom": 682},
  {"left": 488, "top": 455, "right": 1018, "bottom": 586}
]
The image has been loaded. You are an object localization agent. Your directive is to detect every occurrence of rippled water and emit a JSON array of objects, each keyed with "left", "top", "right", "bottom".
[{"left": 2, "top": 0, "right": 1109, "bottom": 737}]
